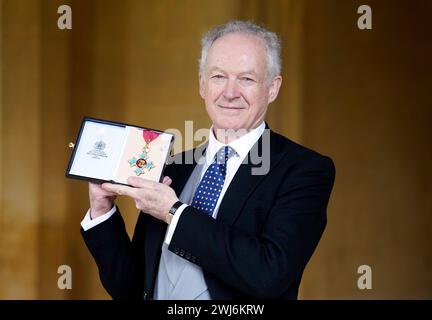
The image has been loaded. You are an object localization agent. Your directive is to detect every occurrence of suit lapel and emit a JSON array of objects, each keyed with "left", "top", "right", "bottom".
[
  {"left": 217, "top": 130, "right": 287, "bottom": 226},
  {"left": 169, "top": 143, "right": 207, "bottom": 195}
]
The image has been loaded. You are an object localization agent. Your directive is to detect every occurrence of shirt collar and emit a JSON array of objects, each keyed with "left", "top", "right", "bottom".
[{"left": 205, "top": 122, "right": 266, "bottom": 164}]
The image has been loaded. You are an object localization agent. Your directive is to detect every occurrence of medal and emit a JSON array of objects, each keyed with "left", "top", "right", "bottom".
[{"left": 128, "top": 129, "right": 160, "bottom": 176}]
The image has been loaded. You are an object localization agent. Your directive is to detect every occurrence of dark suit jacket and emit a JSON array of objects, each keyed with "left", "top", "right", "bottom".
[{"left": 81, "top": 129, "right": 335, "bottom": 300}]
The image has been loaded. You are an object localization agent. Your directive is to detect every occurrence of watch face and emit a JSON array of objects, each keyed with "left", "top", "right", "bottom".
[{"left": 169, "top": 201, "right": 183, "bottom": 214}]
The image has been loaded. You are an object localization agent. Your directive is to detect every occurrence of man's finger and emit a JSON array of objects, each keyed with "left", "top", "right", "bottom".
[
  {"left": 127, "top": 176, "right": 154, "bottom": 188},
  {"left": 162, "top": 176, "right": 172, "bottom": 186},
  {"left": 101, "top": 183, "right": 135, "bottom": 197}
]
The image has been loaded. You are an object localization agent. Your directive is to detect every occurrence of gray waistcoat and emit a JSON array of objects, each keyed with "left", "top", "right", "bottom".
[{"left": 154, "top": 159, "right": 212, "bottom": 300}]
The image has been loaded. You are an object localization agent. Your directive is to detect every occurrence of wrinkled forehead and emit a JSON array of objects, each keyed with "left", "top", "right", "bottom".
[{"left": 206, "top": 32, "right": 268, "bottom": 74}]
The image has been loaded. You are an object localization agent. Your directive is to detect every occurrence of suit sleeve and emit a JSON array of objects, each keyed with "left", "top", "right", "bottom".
[
  {"left": 81, "top": 209, "right": 146, "bottom": 300},
  {"left": 169, "top": 155, "right": 335, "bottom": 299}
]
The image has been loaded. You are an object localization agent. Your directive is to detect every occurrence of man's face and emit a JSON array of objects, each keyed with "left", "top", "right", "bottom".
[{"left": 199, "top": 32, "right": 282, "bottom": 133}]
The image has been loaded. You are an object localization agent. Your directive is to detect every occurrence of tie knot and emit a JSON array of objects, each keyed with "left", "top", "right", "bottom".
[{"left": 216, "top": 146, "right": 235, "bottom": 165}]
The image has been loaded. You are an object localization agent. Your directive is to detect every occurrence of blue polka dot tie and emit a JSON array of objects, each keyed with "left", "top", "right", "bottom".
[{"left": 190, "top": 146, "right": 235, "bottom": 216}]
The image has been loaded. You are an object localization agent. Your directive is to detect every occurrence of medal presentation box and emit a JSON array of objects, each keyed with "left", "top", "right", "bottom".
[{"left": 66, "top": 117, "right": 174, "bottom": 185}]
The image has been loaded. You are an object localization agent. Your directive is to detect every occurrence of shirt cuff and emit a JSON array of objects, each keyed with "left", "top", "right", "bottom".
[
  {"left": 164, "top": 203, "right": 188, "bottom": 245},
  {"left": 81, "top": 206, "right": 117, "bottom": 231}
]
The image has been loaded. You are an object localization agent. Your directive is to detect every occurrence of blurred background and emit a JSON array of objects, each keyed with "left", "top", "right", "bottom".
[{"left": 0, "top": 0, "right": 431, "bottom": 299}]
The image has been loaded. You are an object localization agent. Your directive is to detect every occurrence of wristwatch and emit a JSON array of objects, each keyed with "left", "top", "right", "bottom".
[{"left": 165, "top": 201, "right": 184, "bottom": 225}]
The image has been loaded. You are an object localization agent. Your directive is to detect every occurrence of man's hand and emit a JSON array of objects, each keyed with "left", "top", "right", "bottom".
[
  {"left": 100, "top": 176, "right": 177, "bottom": 222},
  {"left": 89, "top": 182, "right": 118, "bottom": 219}
]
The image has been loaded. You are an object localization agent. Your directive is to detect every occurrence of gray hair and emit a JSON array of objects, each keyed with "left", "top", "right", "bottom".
[{"left": 198, "top": 20, "right": 282, "bottom": 82}]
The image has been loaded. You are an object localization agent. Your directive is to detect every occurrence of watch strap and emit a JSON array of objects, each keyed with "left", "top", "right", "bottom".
[
  {"left": 169, "top": 201, "right": 184, "bottom": 215},
  {"left": 166, "top": 200, "right": 184, "bottom": 224}
]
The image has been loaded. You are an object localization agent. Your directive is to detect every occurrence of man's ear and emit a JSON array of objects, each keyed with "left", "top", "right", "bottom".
[
  {"left": 199, "top": 73, "right": 206, "bottom": 99},
  {"left": 267, "top": 76, "right": 282, "bottom": 104}
]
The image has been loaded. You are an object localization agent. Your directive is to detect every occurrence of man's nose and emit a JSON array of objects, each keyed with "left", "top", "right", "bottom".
[{"left": 223, "top": 79, "right": 241, "bottom": 100}]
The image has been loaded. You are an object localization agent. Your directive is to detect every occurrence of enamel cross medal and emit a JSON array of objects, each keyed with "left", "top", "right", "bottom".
[{"left": 128, "top": 129, "right": 160, "bottom": 176}]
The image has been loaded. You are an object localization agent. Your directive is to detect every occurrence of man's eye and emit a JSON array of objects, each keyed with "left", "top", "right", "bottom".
[
  {"left": 211, "top": 75, "right": 224, "bottom": 79},
  {"left": 240, "top": 77, "right": 255, "bottom": 83}
]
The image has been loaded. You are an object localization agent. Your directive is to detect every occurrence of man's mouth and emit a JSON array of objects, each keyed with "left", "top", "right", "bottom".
[{"left": 217, "top": 105, "right": 245, "bottom": 110}]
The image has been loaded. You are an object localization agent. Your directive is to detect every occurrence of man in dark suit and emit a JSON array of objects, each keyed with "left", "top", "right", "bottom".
[{"left": 81, "top": 20, "right": 335, "bottom": 300}]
